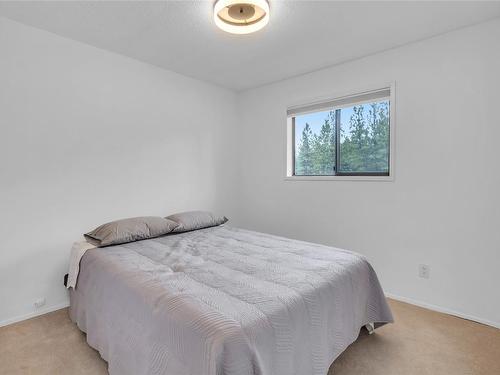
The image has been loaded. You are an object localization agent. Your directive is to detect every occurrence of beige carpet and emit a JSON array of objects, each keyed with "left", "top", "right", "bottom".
[{"left": 0, "top": 299, "right": 498, "bottom": 375}]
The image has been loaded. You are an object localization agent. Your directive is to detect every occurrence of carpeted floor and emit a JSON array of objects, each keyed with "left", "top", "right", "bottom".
[{"left": 0, "top": 299, "right": 498, "bottom": 375}]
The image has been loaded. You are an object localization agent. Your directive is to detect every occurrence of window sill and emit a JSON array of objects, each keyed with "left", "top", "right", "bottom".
[{"left": 284, "top": 175, "right": 394, "bottom": 182}]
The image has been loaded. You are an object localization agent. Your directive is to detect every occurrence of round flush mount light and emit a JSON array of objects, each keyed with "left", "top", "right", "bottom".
[{"left": 214, "top": 0, "right": 269, "bottom": 34}]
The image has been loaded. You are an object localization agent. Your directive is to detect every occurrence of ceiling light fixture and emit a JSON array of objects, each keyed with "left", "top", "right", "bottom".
[{"left": 214, "top": 0, "right": 270, "bottom": 35}]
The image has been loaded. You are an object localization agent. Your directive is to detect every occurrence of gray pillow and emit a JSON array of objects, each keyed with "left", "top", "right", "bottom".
[
  {"left": 166, "top": 211, "right": 228, "bottom": 233},
  {"left": 85, "top": 216, "right": 178, "bottom": 247}
]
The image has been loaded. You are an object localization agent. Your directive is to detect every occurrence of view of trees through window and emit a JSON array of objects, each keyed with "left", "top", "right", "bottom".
[{"left": 294, "top": 100, "right": 390, "bottom": 176}]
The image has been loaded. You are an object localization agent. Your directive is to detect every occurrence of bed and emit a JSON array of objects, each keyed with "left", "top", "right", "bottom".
[{"left": 69, "top": 225, "right": 393, "bottom": 375}]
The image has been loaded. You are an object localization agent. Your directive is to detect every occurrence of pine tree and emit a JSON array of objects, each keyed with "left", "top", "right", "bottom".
[
  {"left": 341, "top": 105, "right": 368, "bottom": 172},
  {"left": 376, "top": 101, "right": 390, "bottom": 172},
  {"left": 367, "top": 102, "right": 379, "bottom": 170},
  {"left": 312, "top": 117, "right": 335, "bottom": 175},
  {"left": 339, "top": 102, "right": 390, "bottom": 173},
  {"left": 296, "top": 123, "right": 314, "bottom": 175},
  {"left": 367, "top": 101, "right": 389, "bottom": 172},
  {"left": 328, "top": 110, "right": 337, "bottom": 172}
]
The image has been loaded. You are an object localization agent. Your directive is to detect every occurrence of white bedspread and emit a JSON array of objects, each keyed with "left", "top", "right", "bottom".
[{"left": 70, "top": 226, "right": 393, "bottom": 375}]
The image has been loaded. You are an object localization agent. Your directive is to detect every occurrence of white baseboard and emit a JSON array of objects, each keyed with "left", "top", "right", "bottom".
[
  {"left": 0, "top": 301, "right": 70, "bottom": 328},
  {"left": 386, "top": 292, "right": 500, "bottom": 329}
]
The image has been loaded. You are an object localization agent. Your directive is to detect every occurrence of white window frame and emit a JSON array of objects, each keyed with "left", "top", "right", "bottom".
[{"left": 285, "top": 82, "right": 396, "bottom": 181}]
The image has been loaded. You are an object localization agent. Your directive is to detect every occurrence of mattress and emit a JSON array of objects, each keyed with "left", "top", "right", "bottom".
[{"left": 69, "top": 225, "right": 393, "bottom": 375}]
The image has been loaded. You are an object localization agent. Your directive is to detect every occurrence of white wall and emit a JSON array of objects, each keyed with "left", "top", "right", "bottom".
[
  {"left": 234, "top": 19, "right": 500, "bottom": 327},
  {"left": 0, "top": 17, "right": 237, "bottom": 325}
]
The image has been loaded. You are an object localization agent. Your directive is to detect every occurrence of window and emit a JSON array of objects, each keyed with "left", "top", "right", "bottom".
[{"left": 286, "top": 87, "right": 393, "bottom": 179}]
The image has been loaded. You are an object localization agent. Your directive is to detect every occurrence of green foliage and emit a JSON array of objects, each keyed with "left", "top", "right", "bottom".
[
  {"left": 340, "top": 102, "right": 389, "bottom": 172},
  {"left": 295, "top": 123, "right": 314, "bottom": 175},
  {"left": 296, "top": 111, "right": 336, "bottom": 175},
  {"left": 295, "top": 102, "right": 389, "bottom": 175},
  {"left": 311, "top": 115, "right": 335, "bottom": 175}
]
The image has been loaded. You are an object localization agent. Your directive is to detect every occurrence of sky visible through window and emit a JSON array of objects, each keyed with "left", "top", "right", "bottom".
[{"left": 294, "top": 107, "right": 356, "bottom": 150}]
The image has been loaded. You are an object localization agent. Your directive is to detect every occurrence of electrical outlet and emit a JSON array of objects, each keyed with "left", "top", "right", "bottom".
[
  {"left": 418, "top": 264, "right": 430, "bottom": 279},
  {"left": 33, "top": 297, "right": 46, "bottom": 309}
]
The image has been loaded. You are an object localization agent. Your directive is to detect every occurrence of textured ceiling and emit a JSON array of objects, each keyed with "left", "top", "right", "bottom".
[{"left": 1, "top": 1, "right": 500, "bottom": 91}]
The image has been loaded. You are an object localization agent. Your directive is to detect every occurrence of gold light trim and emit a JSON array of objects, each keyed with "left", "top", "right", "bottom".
[{"left": 214, "top": 0, "right": 270, "bottom": 34}]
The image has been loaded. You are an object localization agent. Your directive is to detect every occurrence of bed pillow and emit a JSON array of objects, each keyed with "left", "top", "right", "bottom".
[
  {"left": 85, "top": 216, "right": 178, "bottom": 247},
  {"left": 166, "top": 211, "right": 228, "bottom": 233}
]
